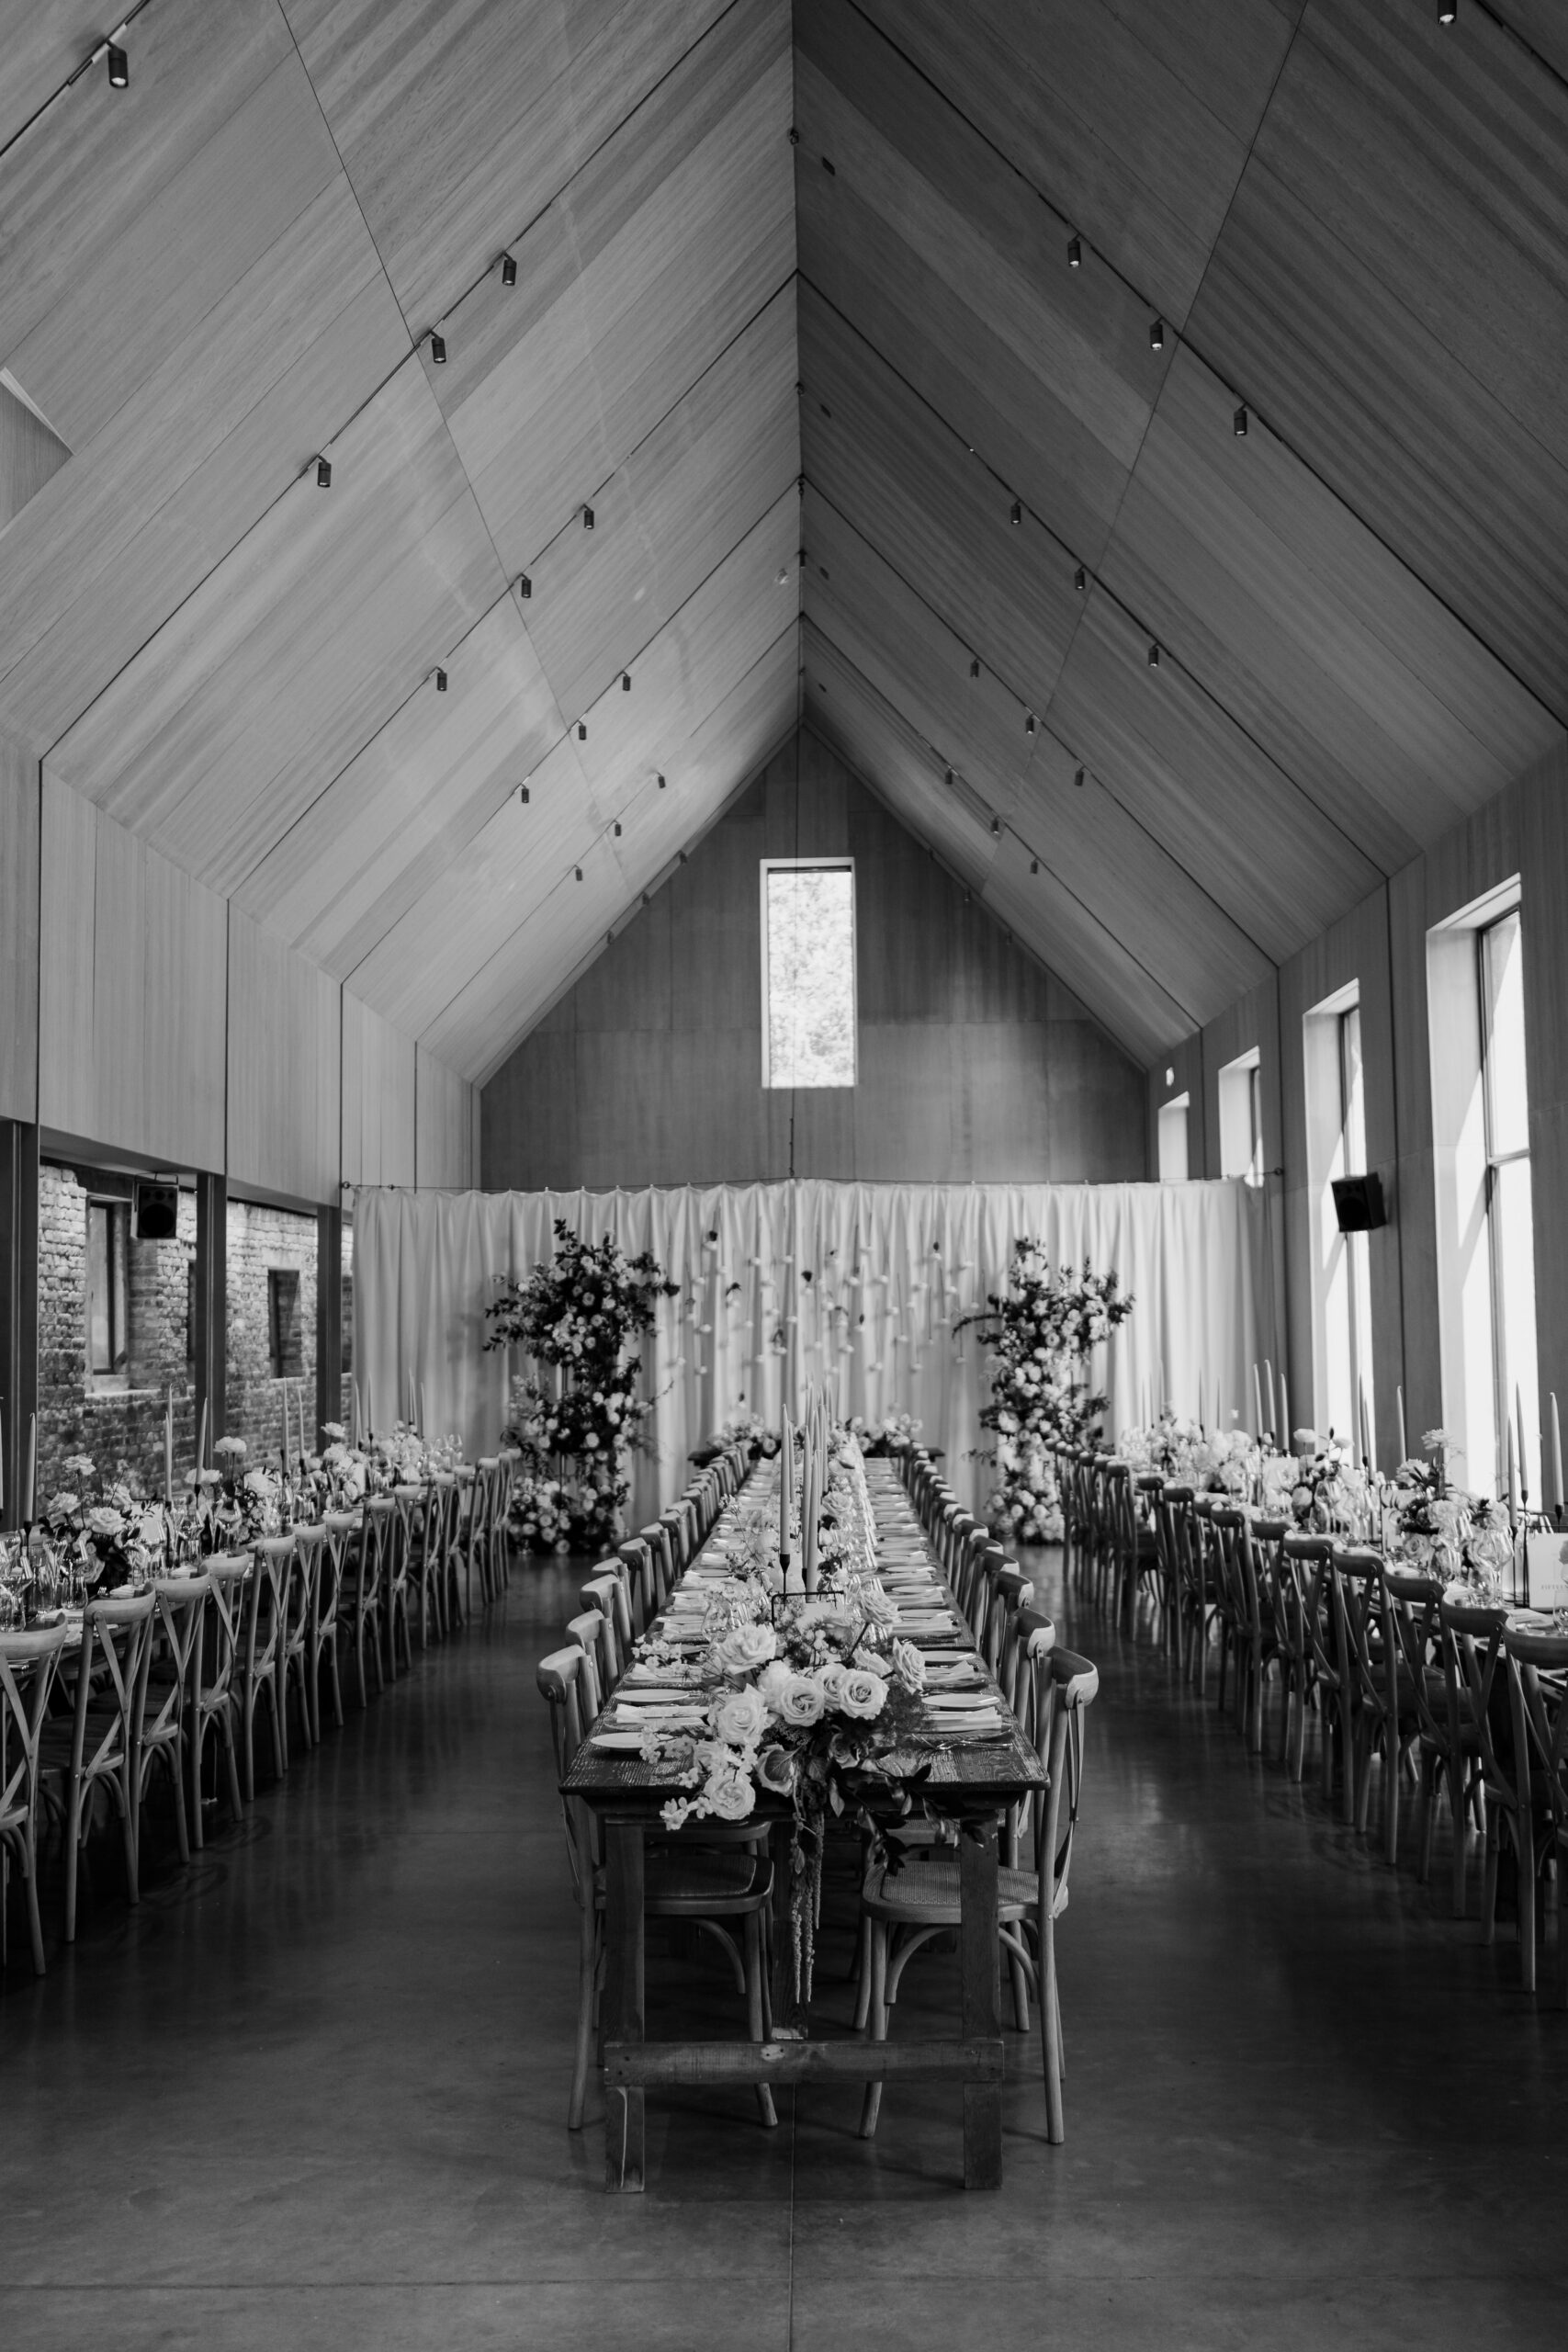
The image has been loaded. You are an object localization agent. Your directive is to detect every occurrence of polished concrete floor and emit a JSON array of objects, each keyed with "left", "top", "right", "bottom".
[{"left": 3, "top": 1550, "right": 1566, "bottom": 2349}]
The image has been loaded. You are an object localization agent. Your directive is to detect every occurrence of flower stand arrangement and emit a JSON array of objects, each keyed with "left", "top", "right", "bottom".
[
  {"left": 486, "top": 1220, "right": 677, "bottom": 1554},
  {"left": 960, "top": 1243, "right": 1134, "bottom": 1544}
]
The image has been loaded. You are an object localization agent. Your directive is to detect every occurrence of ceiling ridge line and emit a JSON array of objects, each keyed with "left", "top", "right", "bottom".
[
  {"left": 801, "top": 476, "right": 1279, "bottom": 967},
  {"left": 515, "top": 268, "right": 799, "bottom": 589},
  {"left": 797, "top": 292, "right": 1385, "bottom": 882},
  {"left": 412, "top": 617, "right": 802, "bottom": 1053},
  {"left": 819, "top": 3, "right": 1562, "bottom": 729},
  {"left": 385, "top": 0, "right": 756, "bottom": 345},
  {"left": 800, "top": 615, "right": 1200, "bottom": 1029}
]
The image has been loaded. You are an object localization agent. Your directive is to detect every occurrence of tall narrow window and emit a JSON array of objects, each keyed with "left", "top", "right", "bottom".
[
  {"left": 1157, "top": 1093, "right": 1190, "bottom": 1182},
  {"left": 267, "top": 1269, "right": 302, "bottom": 1379},
  {"left": 761, "top": 860, "right": 856, "bottom": 1088},
  {"left": 1218, "top": 1049, "right": 1263, "bottom": 1185},
  {"left": 1303, "top": 985, "right": 1372, "bottom": 1453},
  {"left": 1480, "top": 910, "right": 1538, "bottom": 1494},
  {"left": 85, "top": 1199, "right": 130, "bottom": 1378}
]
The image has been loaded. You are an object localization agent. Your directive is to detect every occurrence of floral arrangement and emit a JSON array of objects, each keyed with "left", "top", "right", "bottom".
[
  {"left": 34, "top": 1455, "right": 173, "bottom": 1599},
  {"left": 1281, "top": 1430, "right": 1373, "bottom": 1534},
  {"left": 959, "top": 1245, "right": 1134, "bottom": 1543},
  {"left": 705, "top": 1407, "right": 781, "bottom": 1461},
  {"left": 636, "top": 1436, "right": 931, "bottom": 2004},
  {"left": 1386, "top": 1430, "right": 1516, "bottom": 1596},
  {"left": 487, "top": 1222, "right": 677, "bottom": 1552},
  {"left": 847, "top": 1408, "right": 923, "bottom": 1458}
]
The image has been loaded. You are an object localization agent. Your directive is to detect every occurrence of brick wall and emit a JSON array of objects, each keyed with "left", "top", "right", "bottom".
[{"left": 34, "top": 1167, "right": 333, "bottom": 1502}]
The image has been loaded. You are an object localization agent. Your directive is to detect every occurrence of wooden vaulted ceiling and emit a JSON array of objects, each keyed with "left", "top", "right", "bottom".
[{"left": 1, "top": 0, "right": 1564, "bottom": 1080}]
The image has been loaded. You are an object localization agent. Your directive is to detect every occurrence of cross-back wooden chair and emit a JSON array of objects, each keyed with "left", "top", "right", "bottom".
[
  {"left": 581, "top": 1567, "right": 633, "bottom": 1682},
  {"left": 238, "top": 1538, "right": 291, "bottom": 1801},
  {"left": 1442, "top": 1597, "right": 1541, "bottom": 1984},
  {"left": 1383, "top": 1566, "right": 1469, "bottom": 1905},
  {"left": 536, "top": 1645, "right": 777, "bottom": 2133},
  {"left": 279, "top": 1526, "right": 322, "bottom": 1756},
  {"left": 141, "top": 1574, "right": 205, "bottom": 1867},
  {"left": 40, "top": 1592, "right": 154, "bottom": 1939},
  {"left": 190, "top": 1557, "right": 248, "bottom": 1847},
  {"left": 857, "top": 1634, "right": 1100, "bottom": 2147},
  {"left": 0, "top": 1623, "right": 71, "bottom": 1973},
  {"left": 1502, "top": 1623, "right": 1568, "bottom": 2006},
  {"left": 1290, "top": 1534, "right": 1349, "bottom": 1817},
  {"left": 1334, "top": 1545, "right": 1421, "bottom": 1864}
]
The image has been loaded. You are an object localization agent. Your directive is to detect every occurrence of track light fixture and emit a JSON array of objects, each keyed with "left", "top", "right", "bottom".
[
  {"left": 990, "top": 816, "right": 1000, "bottom": 837},
  {"left": 315, "top": 456, "right": 332, "bottom": 489},
  {"left": 621, "top": 672, "right": 631, "bottom": 690},
  {"left": 434, "top": 666, "right": 447, "bottom": 692},
  {"left": 578, "top": 721, "right": 587, "bottom": 740},
  {"left": 517, "top": 572, "right": 531, "bottom": 599},
  {"left": 641, "top": 892, "right": 649, "bottom": 906},
  {"left": 969, "top": 659, "right": 980, "bottom": 679},
  {"left": 582, "top": 504, "right": 595, "bottom": 530},
  {"left": 429, "top": 330, "right": 446, "bottom": 364},
  {"left": 1074, "top": 766, "right": 1085, "bottom": 788},
  {"left": 107, "top": 41, "right": 129, "bottom": 87},
  {"left": 1030, "top": 857, "right": 1039, "bottom": 874},
  {"left": 614, "top": 820, "right": 622, "bottom": 836},
  {"left": 574, "top": 866, "right": 582, "bottom": 881},
  {"left": 1234, "top": 404, "right": 1248, "bottom": 437},
  {"left": 1074, "top": 565, "right": 1086, "bottom": 592},
  {"left": 657, "top": 773, "right": 666, "bottom": 789},
  {"left": 1025, "top": 712, "right": 1035, "bottom": 737},
  {"left": 500, "top": 253, "right": 517, "bottom": 287},
  {"left": 1150, "top": 317, "right": 1165, "bottom": 351},
  {"left": 1438, "top": 3, "right": 1456, "bottom": 18},
  {"left": 1010, "top": 501, "right": 1022, "bottom": 525},
  {"left": 1067, "top": 235, "right": 1081, "bottom": 268},
  {"left": 1148, "top": 641, "right": 1161, "bottom": 667},
  {"left": 518, "top": 785, "right": 530, "bottom": 804},
  {"left": 945, "top": 766, "right": 955, "bottom": 787},
  {"left": 678, "top": 850, "right": 687, "bottom": 864}
]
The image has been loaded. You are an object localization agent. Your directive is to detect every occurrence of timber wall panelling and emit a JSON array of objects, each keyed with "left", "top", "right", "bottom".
[
  {"left": 227, "top": 910, "right": 343, "bottom": 1207},
  {"left": 0, "top": 739, "right": 39, "bottom": 1124}
]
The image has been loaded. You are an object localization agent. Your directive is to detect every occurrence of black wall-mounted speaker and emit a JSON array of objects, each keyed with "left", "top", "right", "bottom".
[
  {"left": 135, "top": 1181, "right": 179, "bottom": 1241},
  {"left": 1332, "top": 1172, "right": 1387, "bottom": 1234}
]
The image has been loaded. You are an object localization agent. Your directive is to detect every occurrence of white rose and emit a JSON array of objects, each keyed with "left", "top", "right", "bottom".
[
  {"left": 713, "top": 1622, "right": 777, "bottom": 1676},
  {"left": 838, "top": 1668, "right": 887, "bottom": 1721},
  {"left": 704, "top": 1759, "right": 756, "bottom": 1821},
  {"left": 712, "top": 1686, "right": 768, "bottom": 1747},
  {"left": 774, "top": 1674, "right": 826, "bottom": 1728}
]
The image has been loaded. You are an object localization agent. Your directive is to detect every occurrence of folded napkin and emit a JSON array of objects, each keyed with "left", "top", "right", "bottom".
[{"left": 923, "top": 1690, "right": 998, "bottom": 1710}]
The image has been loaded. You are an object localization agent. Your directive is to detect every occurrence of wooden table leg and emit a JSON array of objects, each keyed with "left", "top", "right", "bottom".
[
  {"left": 958, "top": 1813, "right": 1002, "bottom": 2189},
  {"left": 768, "top": 1817, "right": 799, "bottom": 2037},
  {"left": 604, "top": 1817, "right": 646, "bottom": 2191}
]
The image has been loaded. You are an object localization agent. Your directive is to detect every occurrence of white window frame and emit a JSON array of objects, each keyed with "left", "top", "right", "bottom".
[
  {"left": 1157, "top": 1093, "right": 1190, "bottom": 1182},
  {"left": 1218, "top": 1047, "right": 1263, "bottom": 1185},
  {"left": 759, "top": 856, "right": 857, "bottom": 1091},
  {"left": 1303, "top": 981, "right": 1372, "bottom": 1452}
]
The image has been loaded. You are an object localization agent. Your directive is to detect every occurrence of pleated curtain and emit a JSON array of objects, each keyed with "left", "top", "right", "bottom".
[{"left": 354, "top": 1180, "right": 1276, "bottom": 1525}]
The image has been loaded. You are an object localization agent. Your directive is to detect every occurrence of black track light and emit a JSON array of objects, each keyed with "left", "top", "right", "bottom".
[
  {"left": 1067, "top": 234, "right": 1081, "bottom": 268},
  {"left": 657, "top": 773, "right": 666, "bottom": 789},
  {"left": 1010, "top": 500, "right": 1022, "bottom": 525},
  {"left": 582, "top": 504, "right": 595, "bottom": 530},
  {"left": 1148, "top": 641, "right": 1161, "bottom": 668},
  {"left": 1025, "top": 712, "right": 1036, "bottom": 737},
  {"left": 574, "top": 866, "right": 583, "bottom": 881},
  {"left": 518, "top": 785, "right": 530, "bottom": 804},
  {"left": 989, "top": 816, "right": 1000, "bottom": 837},
  {"left": 641, "top": 892, "right": 649, "bottom": 906},
  {"left": 821, "top": 155, "right": 836, "bottom": 175},
  {"left": 315, "top": 456, "right": 332, "bottom": 489},
  {"left": 501, "top": 254, "right": 517, "bottom": 287},
  {"left": 1074, "top": 766, "right": 1085, "bottom": 788},
  {"left": 434, "top": 667, "right": 447, "bottom": 692},
  {"left": 945, "top": 766, "right": 955, "bottom": 787},
  {"left": 621, "top": 672, "right": 630, "bottom": 691},
  {"left": 1438, "top": 3, "right": 1456, "bottom": 18},
  {"left": 614, "top": 820, "right": 622, "bottom": 836},
  {"left": 1030, "top": 857, "right": 1039, "bottom": 873},
  {"left": 107, "top": 41, "right": 129, "bottom": 87},
  {"left": 678, "top": 850, "right": 687, "bottom": 864},
  {"left": 789, "top": 127, "right": 800, "bottom": 145},
  {"left": 1150, "top": 317, "right": 1165, "bottom": 351},
  {"left": 578, "top": 721, "right": 587, "bottom": 740},
  {"left": 1073, "top": 565, "right": 1086, "bottom": 592},
  {"left": 969, "top": 659, "right": 980, "bottom": 679},
  {"left": 1234, "top": 404, "right": 1248, "bottom": 437},
  {"left": 517, "top": 573, "right": 531, "bottom": 600},
  {"left": 430, "top": 330, "right": 446, "bottom": 364}
]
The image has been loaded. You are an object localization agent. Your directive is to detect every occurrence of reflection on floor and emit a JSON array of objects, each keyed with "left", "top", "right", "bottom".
[{"left": 3, "top": 1546, "right": 1566, "bottom": 2349}]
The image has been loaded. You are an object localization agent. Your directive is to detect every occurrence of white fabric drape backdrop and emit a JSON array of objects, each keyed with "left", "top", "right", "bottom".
[{"left": 354, "top": 1181, "right": 1272, "bottom": 1524}]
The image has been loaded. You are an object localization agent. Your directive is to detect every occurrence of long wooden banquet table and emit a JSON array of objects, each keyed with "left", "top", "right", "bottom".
[{"left": 562, "top": 1456, "right": 1045, "bottom": 2190}]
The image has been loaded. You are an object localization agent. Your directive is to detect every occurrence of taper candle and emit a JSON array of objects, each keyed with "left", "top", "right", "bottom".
[
  {"left": 1551, "top": 1393, "right": 1563, "bottom": 1514},
  {"left": 1396, "top": 1385, "right": 1406, "bottom": 1466},
  {"left": 1253, "top": 1363, "right": 1265, "bottom": 1438},
  {"left": 196, "top": 1398, "right": 209, "bottom": 1475},
  {"left": 25, "top": 1409, "right": 36, "bottom": 1521}
]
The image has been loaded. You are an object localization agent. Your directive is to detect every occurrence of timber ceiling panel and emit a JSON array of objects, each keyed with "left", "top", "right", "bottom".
[
  {"left": 0, "top": 4, "right": 104, "bottom": 149},
  {"left": 1189, "top": 0, "right": 1568, "bottom": 718},
  {"left": 1099, "top": 347, "right": 1562, "bottom": 870},
  {"left": 281, "top": 0, "right": 736, "bottom": 333},
  {"left": 428, "top": 0, "right": 793, "bottom": 577},
  {"left": 46, "top": 360, "right": 507, "bottom": 895},
  {"left": 1491, "top": 2, "right": 1568, "bottom": 85},
  {"left": 848, "top": 0, "right": 1301, "bottom": 322}
]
